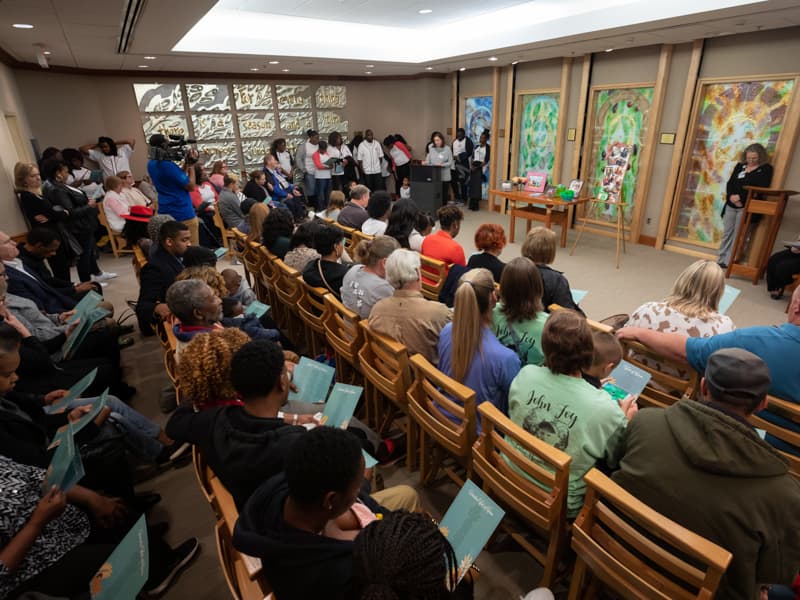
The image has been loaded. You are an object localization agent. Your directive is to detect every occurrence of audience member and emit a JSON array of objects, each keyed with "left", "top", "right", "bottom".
[
  {"left": 357, "top": 129, "right": 385, "bottom": 192},
  {"left": 264, "top": 154, "right": 305, "bottom": 221},
  {"left": 341, "top": 236, "right": 399, "bottom": 319},
  {"left": 240, "top": 201, "right": 269, "bottom": 242},
  {"left": 62, "top": 148, "right": 103, "bottom": 200},
  {"left": 117, "top": 170, "right": 151, "bottom": 207},
  {"left": 369, "top": 249, "right": 451, "bottom": 365},
  {"left": 613, "top": 349, "right": 800, "bottom": 600},
  {"left": 492, "top": 257, "right": 548, "bottom": 366},
  {"left": 181, "top": 246, "right": 218, "bottom": 268},
  {"left": 303, "top": 225, "right": 353, "bottom": 300},
  {"left": 79, "top": 136, "right": 135, "bottom": 179},
  {"left": 438, "top": 268, "right": 520, "bottom": 430},
  {"left": 467, "top": 223, "right": 506, "bottom": 282},
  {"left": 312, "top": 140, "right": 333, "bottom": 211},
  {"left": 262, "top": 206, "right": 295, "bottom": 259},
  {"left": 421, "top": 205, "right": 466, "bottom": 268},
  {"left": 166, "top": 279, "right": 223, "bottom": 356},
  {"left": 218, "top": 174, "right": 245, "bottom": 229},
  {"left": 243, "top": 170, "right": 269, "bottom": 202},
  {"left": 318, "top": 190, "right": 345, "bottom": 221},
  {"left": 284, "top": 220, "right": 322, "bottom": 272},
  {"left": 384, "top": 197, "right": 419, "bottom": 249},
  {"left": 582, "top": 331, "right": 623, "bottom": 389},
  {"left": 508, "top": 310, "right": 636, "bottom": 516},
  {"left": 412, "top": 212, "right": 435, "bottom": 252},
  {"left": 135, "top": 220, "right": 191, "bottom": 335},
  {"left": 767, "top": 234, "right": 800, "bottom": 299},
  {"left": 361, "top": 191, "right": 392, "bottom": 236},
  {"left": 399, "top": 176, "right": 411, "bottom": 200},
  {"left": 221, "top": 268, "right": 256, "bottom": 307},
  {"left": 338, "top": 185, "right": 370, "bottom": 229},
  {"left": 101, "top": 175, "right": 129, "bottom": 233},
  {"left": 521, "top": 227, "right": 582, "bottom": 314},
  {"left": 208, "top": 160, "right": 227, "bottom": 192}
]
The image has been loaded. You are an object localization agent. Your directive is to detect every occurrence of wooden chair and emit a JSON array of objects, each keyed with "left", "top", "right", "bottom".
[
  {"left": 296, "top": 279, "right": 330, "bottom": 358},
  {"left": 97, "top": 202, "right": 132, "bottom": 258},
  {"left": 358, "top": 321, "right": 412, "bottom": 442},
  {"left": 351, "top": 229, "right": 374, "bottom": 249},
  {"left": 273, "top": 259, "right": 305, "bottom": 348},
  {"left": 323, "top": 294, "right": 364, "bottom": 385},
  {"left": 331, "top": 222, "right": 357, "bottom": 252},
  {"left": 163, "top": 319, "right": 182, "bottom": 404},
  {"left": 749, "top": 394, "right": 800, "bottom": 480},
  {"left": 472, "top": 403, "right": 572, "bottom": 588},
  {"left": 567, "top": 468, "right": 732, "bottom": 600},
  {"left": 419, "top": 254, "right": 447, "bottom": 301},
  {"left": 209, "top": 476, "right": 273, "bottom": 600},
  {"left": 619, "top": 339, "right": 699, "bottom": 409},
  {"left": 548, "top": 303, "right": 614, "bottom": 334},
  {"left": 257, "top": 246, "right": 280, "bottom": 309},
  {"left": 132, "top": 244, "right": 147, "bottom": 283},
  {"left": 192, "top": 446, "right": 217, "bottom": 512},
  {"left": 213, "top": 210, "right": 237, "bottom": 260},
  {"left": 407, "top": 353, "right": 477, "bottom": 486},
  {"left": 241, "top": 241, "right": 265, "bottom": 300}
]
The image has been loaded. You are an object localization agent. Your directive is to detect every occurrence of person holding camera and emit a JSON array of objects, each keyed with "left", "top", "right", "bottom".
[{"left": 147, "top": 134, "right": 199, "bottom": 245}]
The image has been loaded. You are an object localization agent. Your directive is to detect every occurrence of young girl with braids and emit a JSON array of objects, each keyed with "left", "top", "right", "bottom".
[{"left": 437, "top": 268, "right": 520, "bottom": 432}]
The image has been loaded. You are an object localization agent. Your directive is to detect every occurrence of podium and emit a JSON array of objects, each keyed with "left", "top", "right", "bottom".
[
  {"left": 410, "top": 165, "right": 443, "bottom": 214},
  {"left": 726, "top": 186, "right": 798, "bottom": 284}
]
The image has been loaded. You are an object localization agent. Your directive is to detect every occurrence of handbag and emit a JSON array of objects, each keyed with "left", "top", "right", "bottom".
[{"left": 56, "top": 223, "right": 83, "bottom": 258}]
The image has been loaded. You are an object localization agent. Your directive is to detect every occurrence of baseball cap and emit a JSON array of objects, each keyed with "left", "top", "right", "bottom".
[{"left": 705, "top": 348, "right": 771, "bottom": 406}]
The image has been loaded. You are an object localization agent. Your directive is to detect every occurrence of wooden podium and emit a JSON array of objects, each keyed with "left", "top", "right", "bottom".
[{"left": 726, "top": 186, "right": 798, "bottom": 284}]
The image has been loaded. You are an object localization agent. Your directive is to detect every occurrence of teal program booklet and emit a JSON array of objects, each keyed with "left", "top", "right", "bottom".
[
  {"left": 62, "top": 307, "right": 112, "bottom": 360},
  {"left": 67, "top": 290, "right": 103, "bottom": 324},
  {"left": 214, "top": 247, "right": 229, "bottom": 259},
  {"left": 439, "top": 479, "right": 505, "bottom": 582},
  {"left": 43, "top": 428, "right": 84, "bottom": 493},
  {"left": 49, "top": 389, "right": 109, "bottom": 449},
  {"left": 718, "top": 284, "right": 740, "bottom": 315},
  {"left": 319, "top": 383, "right": 362, "bottom": 429},
  {"left": 244, "top": 300, "right": 270, "bottom": 318},
  {"left": 90, "top": 514, "right": 149, "bottom": 599},
  {"left": 602, "top": 360, "right": 651, "bottom": 401},
  {"left": 287, "top": 357, "right": 335, "bottom": 404},
  {"left": 47, "top": 367, "right": 98, "bottom": 413}
]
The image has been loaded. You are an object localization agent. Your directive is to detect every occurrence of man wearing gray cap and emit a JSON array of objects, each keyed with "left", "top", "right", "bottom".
[{"left": 613, "top": 348, "right": 800, "bottom": 600}]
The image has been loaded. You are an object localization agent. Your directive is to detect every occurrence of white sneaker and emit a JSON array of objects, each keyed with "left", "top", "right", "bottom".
[{"left": 91, "top": 271, "right": 118, "bottom": 282}]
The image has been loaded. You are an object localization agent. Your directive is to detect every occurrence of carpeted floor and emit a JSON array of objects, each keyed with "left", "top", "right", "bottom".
[{"left": 94, "top": 204, "right": 789, "bottom": 599}]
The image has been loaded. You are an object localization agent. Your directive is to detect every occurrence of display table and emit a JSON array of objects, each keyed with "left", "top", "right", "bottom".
[{"left": 489, "top": 188, "right": 592, "bottom": 246}]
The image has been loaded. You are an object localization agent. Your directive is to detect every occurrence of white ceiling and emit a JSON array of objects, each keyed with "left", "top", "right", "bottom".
[{"left": 0, "top": 0, "right": 799, "bottom": 76}]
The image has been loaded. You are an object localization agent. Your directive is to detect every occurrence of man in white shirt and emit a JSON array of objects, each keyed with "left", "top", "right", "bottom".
[
  {"left": 80, "top": 136, "right": 135, "bottom": 179},
  {"left": 356, "top": 129, "right": 385, "bottom": 192}
]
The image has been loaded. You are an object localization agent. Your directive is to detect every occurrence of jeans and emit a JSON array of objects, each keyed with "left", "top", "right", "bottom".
[
  {"left": 48, "top": 394, "right": 164, "bottom": 460},
  {"left": 717, "top": 206, "right": 743, "bottom": 266},
  {"left": 315, "top": 178, "right": 332, "bottom": 211}
]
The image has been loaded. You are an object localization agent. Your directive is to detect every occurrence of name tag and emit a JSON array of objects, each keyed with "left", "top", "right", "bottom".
[{"left": 738, "top": 170, "right": 746, "bottom": 179}]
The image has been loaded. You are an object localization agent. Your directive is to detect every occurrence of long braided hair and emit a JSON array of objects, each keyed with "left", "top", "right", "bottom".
[{"left": 352, "top": 511, "right": 458, "bottom": 600}]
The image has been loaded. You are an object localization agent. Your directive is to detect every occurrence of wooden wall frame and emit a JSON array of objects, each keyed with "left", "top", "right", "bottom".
[
  {"left": 665, "top": 72, "right": 800, "bottom": 250},
  {"left": 489, "top": 67, "right": 501, "bottom": 201},
  {"left": 570, "top": 54, "right": 592, "bottom": 179},
  {"left": 577, "top": 81, "right": 657, "bottom": 240}
]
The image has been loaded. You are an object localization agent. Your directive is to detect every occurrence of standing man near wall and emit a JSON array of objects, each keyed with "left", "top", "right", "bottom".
[
  {"left": 357, "top": 129, "right": 385, "bottom": 192},
  {"left": 147, "top": 134, "right": 199, "bottom": 245}
]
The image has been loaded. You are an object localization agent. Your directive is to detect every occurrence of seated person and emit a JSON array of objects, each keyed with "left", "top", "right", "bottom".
[
  {"left": 303, "top": 225, "right": 353, "bottom": 300},
  {"left": 521, "top": 227, "right": 583, "bottom": 315},
  {"left": 262, "top": 206, "right": 295, "bottom": 259},
  {"left": 264, "top": 154, "right": 305, "bottom": 221},
  {"left": 582, "top": 331, "right": 623, "bottom": 389},
  {"left": 165, "top": 279, "right": 223, "bottom": 359},
  {"left": 467, "top": 223, "right": 507, "bottom": 282},
  {"left": 135, "top": 221, "right": 191, "bottom": 335},
  {"left": 421, "top": 205, "right": 466, "bottom": 268},
  {"left": 233, "top": 427, "right": 417, "bottom": 600},
  {"left": 767, "top": 234, "right": 800, "bottom": 299},
  {"left": 317, "top": 190, "right": 345, "bottom": 221},
  {"left": 221, "top": 297, "right": 279, "bottom": 341},
  {"left": 508, "top": 310, "right": 636, "bottom": 517},
  {"left": 221, "top": 268, "right": 256, "bottom": 307},
  {"left": 218, "top": 174, "right": 245, "bottom": 229},
  {"left": 102, "top": 175, "right": 150, "bottom": 244},
  {"left": 613, "top": 349, "right": 800, "bottom": 600},
  {"left": 368, "top": 249, "right": 451, "bottom": 365},
  {"left": 117, "top": 170, "right": 151, "bottom": 207},
  {"left": 337, "top": 185, "right": 370, "bottom": 230},
  {"left": 181, "top": 246, "right": 219, "bottom": 268},
  {"left": 166, "top": 339, "right": 315, "bottom": 508},
  {"left": 341, "top": 236, "right": 399, "bottom": 319},
  {"left": 243, "top": 169, "right": 270, "bottom": 202},
  {"left": 283, "top": 220, "right": 321, "bottom": 273},
  {"left": 492, "top": 257, "right": 548, "bottom": 366},
  {"left": 0, "top": 455, "right": 198, "bottom": 599},
  {"left": 411, "top": 211, "right": 435, "bottom": 252},
  {"left": 177, "top": 328, "right": 251, "bottom": 410},
  {"left": 438, "top": 268, "right": 520, "bottom": 431},
  {"left": 361, "top": 191, "right": 391, "bottom": 236}
]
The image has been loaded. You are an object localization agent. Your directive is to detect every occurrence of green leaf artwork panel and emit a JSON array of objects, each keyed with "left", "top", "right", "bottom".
[
  {"left": 673, "top": 79, "right": 794, "bottom": 244},
  {"left": 517, "top": 93, "right": 559, "bottom": 178},
  {"left": 587, "top": 87, "right": 653, "bottom": 224}
]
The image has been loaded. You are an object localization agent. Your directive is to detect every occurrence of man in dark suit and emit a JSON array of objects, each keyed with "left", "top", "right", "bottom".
[{"left": 136, "top": 220, "right": 191, "bottom": 335}]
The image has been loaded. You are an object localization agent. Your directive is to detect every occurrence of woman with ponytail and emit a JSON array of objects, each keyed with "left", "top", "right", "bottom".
[
  {"left": 341, "top": 235, "right": 399, "bottom": 318},
  {"left": 437, "top": 268, "right": 520, "bottom": 431}
]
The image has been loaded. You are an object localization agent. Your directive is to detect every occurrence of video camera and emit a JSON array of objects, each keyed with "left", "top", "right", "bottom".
[{"left": 148, "top": 134, "right": 198, "bottom": 164}]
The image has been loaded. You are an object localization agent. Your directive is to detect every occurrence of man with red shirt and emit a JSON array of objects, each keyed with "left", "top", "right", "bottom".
[{"left": 421, "top": 205, "right": 466, "bottom": 267}]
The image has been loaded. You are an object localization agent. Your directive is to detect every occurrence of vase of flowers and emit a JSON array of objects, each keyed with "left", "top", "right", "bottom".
[{"left": 511, "top": 176, "right": 525, "bottom": 191}]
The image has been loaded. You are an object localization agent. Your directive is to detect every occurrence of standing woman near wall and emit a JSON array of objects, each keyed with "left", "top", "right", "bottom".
[
  {"left": 717, "top": 143, "right": 773, "bottom": 269},
  {"left": 425, "top": 132, "right": 453, "bottom": 205}
]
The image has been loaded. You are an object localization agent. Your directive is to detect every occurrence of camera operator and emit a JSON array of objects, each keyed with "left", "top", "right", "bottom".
[{"left": 147, "top": 134, "right": 199, "bottom": 245}]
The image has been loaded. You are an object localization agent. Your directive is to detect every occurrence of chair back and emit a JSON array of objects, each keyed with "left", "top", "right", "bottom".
[
  {"left": 567, "top": 469, "right": 732, "bottom": 600},
  {"left": 548, "top": 303, "right": 613, "bottom": 334},
  {"left": 749, "top": 394, "right": 800, "bottom": 480},
  {"left": 419, "top": 254, "right": 447, "bottom": 301},
  {"left": 192, "top": 446, "right": 217, "bottom": 510},
  {"left": 331, "top": 221, "right": 357, "bottom": 252},
  {"left": 132, "top": 244, "right": 147, "bottom": 283},
  {"left": 472, "top": 403, "right": 571, "bottom": 586},
  {"left": 213, "top": 209, "right": 236, "bottom": 256},
  {"left": 323, "top": 294, "right": 364, "bottom": 382},
  {"left": 297, "top": 279, "right": 330, "bottom": 356},
  {"left": 257, "top": 246, "right": 280, "bottom": 307},
  {"left": 273, "top": 259, "right": 304, "bottom": 347},
  {"left": 97, "top": 201, "right": 132, "bottom": 258},
  {"left": 351, "top": 229, "right": 374, "bottom": 249},
  {"left": 358, "top": 321, "right": 411, "bottom": 406},
  {"left": 620, "top": 338, "right": 699, "bottom": 409},
  {"left": 240, "top": 241, "right": 265, "bottom": 299},
  {"left": 407, "top": 353, "right": 477, "bottom": 484}
]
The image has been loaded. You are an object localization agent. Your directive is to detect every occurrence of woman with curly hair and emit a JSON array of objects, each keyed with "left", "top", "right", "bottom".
[{"left": 177, "top": 327, "right": 250, "bottom": 410}]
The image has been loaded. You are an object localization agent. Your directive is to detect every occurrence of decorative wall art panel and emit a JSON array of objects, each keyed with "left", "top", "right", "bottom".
[
  {"left": 186, "top": 84, "right": 230, "bottom": 111},
  {"left": 134, "top": 83, "right": 184, "bottom": 112},
  {"left": 140, "top": 115, "right": 189, "bottom": 139},
  {"left": 464, "top": 96, "right": 492, "bottom": 147},
  {"left": 315, "top": 85, "right": 347, "bottom": 109},
  {"left": 279, "top": 111, "right": 314, "bottom": 137},
  {"left": 276, "top": 85, "right": 312, "bottom": 110},
  {"left": 237, "top": 112, "right": 277, "bottom": 138},
  {"left": 198, "top": 143, "right": 238, "bottom": 168},
  {"left": 233, "top": 84, "right": 274, "bottom": 110},
  {"left": 241, "top": 139, "right": 270, "bottom": 166},
  {"left": 316, "top": 111, "right": 349, "bottom": 134},
  {"left": 191, "top": 113, "right": 234, "bottom": 140},
  {"left": 517, "top": 93, "right": 559, "bottom": 177}
]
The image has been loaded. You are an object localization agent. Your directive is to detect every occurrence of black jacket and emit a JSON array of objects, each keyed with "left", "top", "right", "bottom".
[
  {"left": 233, "top": 474, "right": 356, "bottom": 600},
  {"left": 166, "top": 405, "right": 305, "bottom": 509},
  {"left": 538, "top": 264, "right": 584, "bottom": 316},
  {"left": 135, "top": 245, "right": 185, "bottom": 335},
  {"left": 5, "top": 263, "right": 76, "bottom": 314},
  {"left": 725, "top": 162, "right": 773, "bottom": 210},
  {"left": 242, "top": 180, "right": 268, "bottom": 202},
  {"left": 17, "top": 190, "right": 68, "bottom": 230},
  {"left": 43, "top": 180, "right": 98, "bottom": 236},
  {"left": 18, "top": 245, "right": 77, "bottom": 298}
]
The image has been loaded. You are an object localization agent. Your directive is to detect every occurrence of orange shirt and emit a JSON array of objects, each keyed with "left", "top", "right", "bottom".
[{"left": 420, "top": 230, "right": 466, "bottom": 267}]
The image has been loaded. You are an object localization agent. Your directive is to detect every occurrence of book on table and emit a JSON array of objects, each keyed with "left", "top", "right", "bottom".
[
  {"left": 602, "top": 360, "right": 651, "bottom": 401},
  {"left": 438, "top": 479, "right": 505, "bottom": 583},
  {"left": 89, "top": 514, "right": 149, "bottom": 600},
  {"left": 46, "top": 367, "right": 98, "bottom": 413},
  {"left": 43, "top": 427, "right": 84, "bottom": 493},
  {"left": 287, "top": 356, "right": 335, "bottom": 404},
  {"left": 62, "top": 306, "right": 112, "bottom": 360}
]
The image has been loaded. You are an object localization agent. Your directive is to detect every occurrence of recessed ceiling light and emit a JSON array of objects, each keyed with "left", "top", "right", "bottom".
[
  {"left": 511, "top": 60, "right": 519, "bottom": 65},
  {"left": 425, "top": 66, "right": 433, "bottom": 70},
  {"left": 250, "top": 67, "right": 260, "bottom": 71},
  {"left": 12, "top": 23, "right": 34, "bottom": 29},
  {"left": 365, "top": 71, "right": 372, "bottom": 74},
  {"left": 488, "top": 56, "right": 498, "bottom": 62},
  {"left": 138, "top": 64, "right": 149, "bottom": 68},
  {"left": 366, "top": 64, "right": 374, "bottom": 68},
  {"left": 281, "top": 68, "right": 290, "bottom": 72},
  {"left": 42, "top": 50, "right": 51, "bottom": 55},
  {"left": 418, "top": 9, "right": 432, "bottom": 14},
  {"left": 144, "top": 56, "right": 156, "bottom": 60},
  {"left": 268, "top": 60, "right": 279, "bottom": 64},
  {"left": 605, "top": 48, "right": 613, "bottom": 52},
  {"left": 458, "top": 67, "right": 466, "bottom": 72}
]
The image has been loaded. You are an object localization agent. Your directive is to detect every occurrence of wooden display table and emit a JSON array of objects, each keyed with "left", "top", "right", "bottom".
[
  {"left": 489, "top": 188, "right": 592, "bottom": 246},
  {"left": 727, "top": 186, "right": 798, "bottom": 285}
]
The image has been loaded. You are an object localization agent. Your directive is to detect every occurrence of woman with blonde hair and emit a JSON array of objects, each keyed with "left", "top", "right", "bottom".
[
  {"left": 178, "top": 328, "right": 250, "bottom": 410},
  {"left": 341, "top": 235, "right": 399, "bottom": 318},
  {"left": 437, "top": 268, "right": 521, "bottom": 431},
  {"left": 242, "top": 201, "right": 270, "bottom": 243}
]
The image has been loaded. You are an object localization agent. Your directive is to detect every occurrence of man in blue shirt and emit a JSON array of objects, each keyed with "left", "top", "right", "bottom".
[
  {"left": 147, "top": 134, "right": 198, "bottom": 245},
  {"left": 618, "top": 286, "right": 800, "bottom": 453}
]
